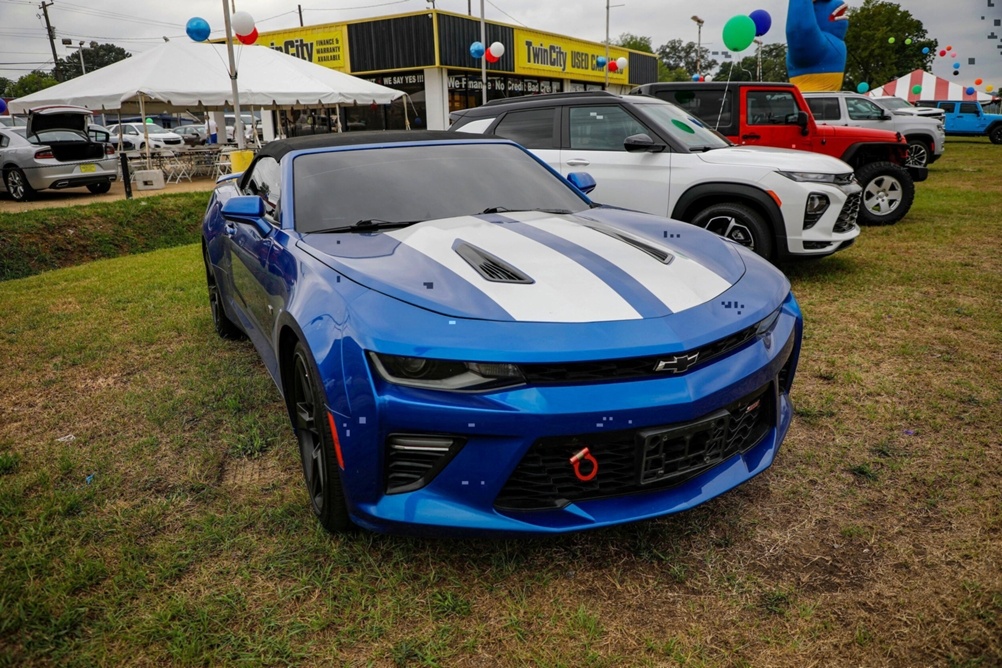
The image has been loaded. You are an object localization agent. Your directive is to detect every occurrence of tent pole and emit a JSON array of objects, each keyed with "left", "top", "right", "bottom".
[
  {"left": 139, "top": 95, "right": 152, "bottom": 170},
  {"left": 222, "top": 0, "right": 247, "bottom": 149}
]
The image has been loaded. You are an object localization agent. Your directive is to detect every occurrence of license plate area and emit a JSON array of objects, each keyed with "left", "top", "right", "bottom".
[
  {"left": 80, "top": 163, "right": 97, "bottom": 173},
  {"left": 636, "top": 410, "right": 730, "bottom": 485}
]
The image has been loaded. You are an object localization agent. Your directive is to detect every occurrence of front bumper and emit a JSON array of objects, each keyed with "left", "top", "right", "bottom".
[{"left": 334, "top": 295, "right": 802, "bottom": 536}]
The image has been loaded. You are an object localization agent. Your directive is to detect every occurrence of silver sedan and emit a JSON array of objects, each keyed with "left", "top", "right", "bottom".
[{"left": 1, "top": 127, "right": 118, "bottom": 201}]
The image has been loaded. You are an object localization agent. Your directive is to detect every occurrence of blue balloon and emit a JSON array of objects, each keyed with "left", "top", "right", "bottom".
[
  {"left": 0, "top": 99, "right": 7, "bottom": 115},
  {"left": 469, "top": 41, "right": 485, "bottom": 59},
  {"left": 857, "top": 82, "right": 870, "bottom": 94},
  {"left": 953, "top": 62, "right": 961, "bottom": 69},
  {"left": 966, "top": 86, "right": 975, "bottom": 95},
  {"left": 691, "top": 74, "right": 700, "bottom": 81},
  {"left": 596, "top": 56, "right": 607, "bottom": 67},
  {"left": 186, "top": 17, "right": 211, "bottom": 42},
  {"left": 921, "top": 47, "right": 930, "bottom": 54},
  {"left": 749, "top": 9, "right": 772, "bottom": 37}
]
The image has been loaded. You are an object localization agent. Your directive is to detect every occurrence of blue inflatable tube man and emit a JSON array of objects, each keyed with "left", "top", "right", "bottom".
[{"left": 786, "top": 0, "right": 850, "bottom": 91}]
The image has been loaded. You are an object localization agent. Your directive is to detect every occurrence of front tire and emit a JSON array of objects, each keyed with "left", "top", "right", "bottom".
[
  {"left": 855, "top": 161, "right": 914, "bottom": 226},
  {"left": 905, "top": 139, "right": 930, "bottom": 168},
  {"left": 989, "top": 126, "right": 1002, "bottom": 145},
  {"left": 4, "top": 167, "right": 35, "bottom": 202},
  {"left": 290, "top": 341, "right": 351, "bottom": 534},
  {"left": 690, "top": 202, "right": 774, "bottom": 260},
  {"left": 202, "top": 246, "right": 245, "bottom": 340},
  {"left": 86, "top": 181, "right": 111, "bottom": 194}
]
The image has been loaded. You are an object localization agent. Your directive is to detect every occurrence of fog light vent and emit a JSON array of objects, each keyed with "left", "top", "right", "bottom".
[
  {"left": 803, "top": 192, "right": 830, "bottom": 230},
  {"left": 386, "top": 434, "right": 465, "bottom": 494}
]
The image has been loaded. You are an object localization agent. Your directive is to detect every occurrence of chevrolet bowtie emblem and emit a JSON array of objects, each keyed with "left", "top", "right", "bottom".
[{"left": 654, "top": 352, "right": 699, "bottom": 374}]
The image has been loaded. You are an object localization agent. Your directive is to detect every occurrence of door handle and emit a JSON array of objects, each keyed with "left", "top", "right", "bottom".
[
  {"left": 741, "top": 134, "right": 760, "bottom": 141},
  {"left": 565, "top": 158, "right": 590, "bottom": 166},
  {"left": 224, "top": 222, "right": 236, "bottom": 236}
]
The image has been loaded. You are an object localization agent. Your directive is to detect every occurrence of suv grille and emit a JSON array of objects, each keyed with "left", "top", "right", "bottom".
[
  {"left": 834, "top": 191, "right": 860, "bottom": 233},
  {"left": 494, "top": 384, "right": 776, "bottom": 511}
]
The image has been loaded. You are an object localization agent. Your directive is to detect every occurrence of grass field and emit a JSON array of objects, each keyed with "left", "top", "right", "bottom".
[{"left": 1, "top": 139, "right": 1000, "bottom": 667}]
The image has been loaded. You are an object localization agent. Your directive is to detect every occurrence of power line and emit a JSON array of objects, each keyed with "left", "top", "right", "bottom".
[{"left": 485, "top": 0, "right": 527, "bottom": 27}]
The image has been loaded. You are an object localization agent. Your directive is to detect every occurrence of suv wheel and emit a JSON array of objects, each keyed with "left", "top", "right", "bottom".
[
  {"left": 690, "top": 202, "right": 773, "bottom": 260},
  {"left": 855, "top": 161, "right": 914, "bottom": 226},
  {"left": 989, "top": 126, "right": 1002, "bottom": 145},
  {"left": 905, "top": 139, "right": 930, "bottom": 168}
]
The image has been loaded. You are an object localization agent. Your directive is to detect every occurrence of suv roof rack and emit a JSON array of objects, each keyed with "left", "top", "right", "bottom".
[{"left": 482, "top": 90, "right": 619, "bottom": 107}]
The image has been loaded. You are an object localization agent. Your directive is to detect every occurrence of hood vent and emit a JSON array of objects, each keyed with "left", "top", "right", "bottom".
[
  {"left": 586, "top": 225, "right": 674, "bottom": 264},
  {"left": 453, "top": 241, "right": 534, "bottom": 284}
]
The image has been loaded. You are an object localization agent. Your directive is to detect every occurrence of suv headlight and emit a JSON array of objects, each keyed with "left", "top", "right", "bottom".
[
  {"left": 370, "top": 353, "right": 525, "bottom": 391},
  {"left": 777, "top": 171, "right": 839, "bottom": 183}
]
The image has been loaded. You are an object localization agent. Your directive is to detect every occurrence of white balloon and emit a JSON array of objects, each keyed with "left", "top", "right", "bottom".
[
  {"left": 489, "top": 42, "right": 505, "bottom": 58},
  {"left": 704, "top": 75, "right": 714, "bottom": 82},
  {"left": 616, "top": 57, "right": 628, "bottom": 71},
  {"left": 231, "top": 11, "right": 255, "bottom": 36}
]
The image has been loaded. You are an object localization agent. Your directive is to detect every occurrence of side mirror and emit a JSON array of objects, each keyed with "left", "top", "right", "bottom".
[
  {"left": 623, "top": 133, "right": 665, "bottom": 153},
  {"left": 221, "top": 195, "right": 271, "bottom": 236},
  {"left": 795, "top": 110, "right": 810, "bottom": 136},
  {"left": 567, "top": 172, "right": 597, "bottom": 195}
]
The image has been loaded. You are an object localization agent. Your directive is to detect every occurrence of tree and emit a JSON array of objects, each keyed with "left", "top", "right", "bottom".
[
  {"left": 716, "top": 43, "right": 788, "bottom": 83},
  {"left": 656, "top": 39, "right": 718, "bottom": 77},
  {"left": 614, "top": 33, "right": 654, "bottom": 53},
  {"left": 53, "top": 42, "right": 131, "bottom": 81},
  {"left": 843, "top": 0, "right": 936, "bottom": 92},
  {"left": 0, "top": 77, "right": 13, "bottom": 98},
  {"left": 10, "top": 71, "right": 57, "bottom": 98}
]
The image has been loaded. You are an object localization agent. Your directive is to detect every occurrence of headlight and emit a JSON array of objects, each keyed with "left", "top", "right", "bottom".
[
  {"left": 370, "top": 353, "right": 526, "bottom": 391},
  {"left": 777, "top": 171, "right": 839, "bottom": 183}
]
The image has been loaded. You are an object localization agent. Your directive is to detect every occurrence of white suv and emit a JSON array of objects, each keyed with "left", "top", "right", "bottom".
[{"left": 449, "top": 91, "right": 860, "bottom": 262}]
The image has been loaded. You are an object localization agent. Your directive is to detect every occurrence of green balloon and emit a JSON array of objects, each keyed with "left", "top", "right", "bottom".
[{"left": 722, "top": 15, "right": 756, "bottom": 52}]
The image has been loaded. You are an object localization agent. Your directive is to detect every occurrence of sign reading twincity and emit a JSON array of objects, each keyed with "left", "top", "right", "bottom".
[
  {"left": 514, "top": 29, "right": 629, "bottom": 83},
  {"left": 262, "top": 26, "right": 349, "bottom": 70}
]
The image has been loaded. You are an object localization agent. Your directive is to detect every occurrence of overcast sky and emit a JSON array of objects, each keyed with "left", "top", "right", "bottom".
[{"left": 1, "top": 0, "right": 1000, "bottom": 91}]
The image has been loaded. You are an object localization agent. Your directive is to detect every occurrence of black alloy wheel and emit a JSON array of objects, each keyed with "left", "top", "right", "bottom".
[
  {"left": 690, "top": 202, "right": 774, "bottom": 260},
  {"left": 990, "top": 126, "right": 1002, "bottom": 145},
  {"left": 290, "top": 341, "right": 351, "bottom": 533}
]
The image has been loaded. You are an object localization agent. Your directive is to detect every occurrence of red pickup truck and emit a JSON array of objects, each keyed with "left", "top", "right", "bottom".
[{"left": 631, "top": 82, "right": 926, "bottom": 226}]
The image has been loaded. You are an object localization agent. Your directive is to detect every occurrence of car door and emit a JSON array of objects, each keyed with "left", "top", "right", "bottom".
[
  {"left": 845, "top": 96, "right": 892, "bottom": 131},
  {"left": 558, "top": 103, "right": 673, "bottom": 216},
  {"left": 223, "top": 157, "right": 284, "bottom": 343},
  {"left": 740, "top": 88, "right": 813, "bottom": 151},
  {"left": 959, "top": 102, "right": 988, "bottom": 133}
]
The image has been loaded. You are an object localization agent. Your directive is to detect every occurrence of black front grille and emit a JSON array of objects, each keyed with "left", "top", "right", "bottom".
[
  {"left": 834, "top": 191, "right": 860, "bottom": 233},
  {"left": 494, "top": 384, "right": 776, "bottom": 511},
  {"left": 521, "top": 322, "right": 760, "bottom": 385}
]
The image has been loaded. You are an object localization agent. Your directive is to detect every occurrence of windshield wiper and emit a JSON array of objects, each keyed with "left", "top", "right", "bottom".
[
  {"left": 480, "top": 207, "right": 574, "bottom": 215},
  {"left": 304, "top": 219, "right": 421, "bottom": 234}
]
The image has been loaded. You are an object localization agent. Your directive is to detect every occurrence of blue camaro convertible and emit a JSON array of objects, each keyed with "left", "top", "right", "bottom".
[{"left": 201, "top": 131, "right": 803, "bottom": 536}]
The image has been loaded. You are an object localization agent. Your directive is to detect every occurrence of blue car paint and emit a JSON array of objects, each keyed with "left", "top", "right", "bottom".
[{"left": 203, "top": 137, "right": 803, "bottom": 536}]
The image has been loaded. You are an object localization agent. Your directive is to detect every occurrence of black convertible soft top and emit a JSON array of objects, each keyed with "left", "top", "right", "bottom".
[{"left": 256, "top": 130, "right": 501, "bottom": 161}]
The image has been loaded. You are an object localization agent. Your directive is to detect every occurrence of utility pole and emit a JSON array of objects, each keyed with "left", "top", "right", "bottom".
[
  {"left": 605, "top": 1, "right": 625, "bottom": 90},
  {"left": 753, "top": 39, "right": 763, "bottom": 81},
  {"left": 39, "top": 1, "right": 60, "bottom": 81},
  {"left": 691, "top": 16, "right": 704, "bottom": 78},
  {"left": 298, "top": 4, "right": 304, "bottom": 27}
]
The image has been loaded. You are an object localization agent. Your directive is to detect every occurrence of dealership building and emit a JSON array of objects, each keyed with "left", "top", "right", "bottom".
[{"left": 251, "top": 9, "right": 659, "bottom": 136}]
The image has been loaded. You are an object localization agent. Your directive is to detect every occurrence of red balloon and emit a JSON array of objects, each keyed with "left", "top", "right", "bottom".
[
  {"left": 698, "top": 75, "right": 705, "bottom": 82},
  {"left": 939, "top": 50, "right": 946, "bottom": 56},
  {"left": 237, "top": 28, "right": 258, "bottom": 45},
  {"left": 607, "top": 60, "right": 618, "bottom": 72},
  {"left": 485, "top": 50, "right": 499, "bottom": 63}
]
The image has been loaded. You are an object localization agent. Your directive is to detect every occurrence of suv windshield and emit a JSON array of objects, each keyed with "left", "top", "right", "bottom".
[
  {"left": 876, "top": 97, "right": 910, "bottom": 110},
  {"left": 293, "top": 143, "right": 591, "bottom": 233},
  {"left": 634, "top": 100, "right": 731, "bottom": 151}
]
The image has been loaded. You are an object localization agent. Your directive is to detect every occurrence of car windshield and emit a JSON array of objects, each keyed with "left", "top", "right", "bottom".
[
  {"left": 634, "top": 100, "right": 731, "bottom": 151},
  {"left": 293, "top": 142, "right": 592, "bottom": 233},
  {"left": 876, "top": 97, "right": 911, "bottom": 110},
  {"left": 139, "top": 124, "right": 168, "bottom": 133}
]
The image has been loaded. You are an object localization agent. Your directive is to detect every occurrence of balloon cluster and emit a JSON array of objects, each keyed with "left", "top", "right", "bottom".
[
  {"left": 607, "top": 56, "right": 629, "bottom": 72},
  {"left": 469, "top": 41, "right": 505, "bottom": 62},
  {"left": 721, "top": 9, "right": 771, "bottom": 53},
  {"left": 186, "top": 11, "right": 258, "bottom": 44}
]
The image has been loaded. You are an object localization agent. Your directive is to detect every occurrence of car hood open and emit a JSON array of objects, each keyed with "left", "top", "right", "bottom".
[{"left": 299, "top": 210, "right": 747, "bottom": 323}]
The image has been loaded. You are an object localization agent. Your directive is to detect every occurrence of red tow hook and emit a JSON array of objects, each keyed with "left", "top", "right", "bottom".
[{"left": 569, "top": 447, "right": 599, "bottom": 482}]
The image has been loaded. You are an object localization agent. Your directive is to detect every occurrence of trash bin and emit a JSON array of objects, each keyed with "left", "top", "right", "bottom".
[{"left": 229, "top": 150, "right": 254, "bottom": 174}]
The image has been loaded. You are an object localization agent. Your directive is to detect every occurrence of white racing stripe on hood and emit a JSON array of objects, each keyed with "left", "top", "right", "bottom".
[
  {"left": 386, "top": 217, "right": 642, "bottom": 323},
  {"left": 521, "top": 217, "right": 733, "bottom": 313}
]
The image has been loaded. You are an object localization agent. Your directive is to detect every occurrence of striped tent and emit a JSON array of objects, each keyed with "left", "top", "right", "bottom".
[{"left": 868, "top": 69, "right": 992, "bottom": 103}]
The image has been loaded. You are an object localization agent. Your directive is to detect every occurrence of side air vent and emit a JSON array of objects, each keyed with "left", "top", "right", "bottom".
[
  {"left": 453, "top": 241, "right": 534, "bottom": 284},
  {"left": 585, "top": 225, "right": 674, "bottom": 264}
]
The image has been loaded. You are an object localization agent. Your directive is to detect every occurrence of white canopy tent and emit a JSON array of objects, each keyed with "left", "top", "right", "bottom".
[{"left": 8, "top": 41, "right": 404, "bottom": 115}]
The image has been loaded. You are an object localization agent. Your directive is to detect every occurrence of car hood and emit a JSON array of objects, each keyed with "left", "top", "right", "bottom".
[
  {"left": 697, "top": 145, "right": 852, "bottom": 173},
  {"left": 298, "top": 210, "right": 747, "bottom": 323}
]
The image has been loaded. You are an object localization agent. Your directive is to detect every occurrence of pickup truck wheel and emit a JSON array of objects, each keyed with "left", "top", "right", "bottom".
[
  {"left": 905, "top": 139, "right": 930, "bottom": 168},
  {"left": 989, "top": 126, "right": 1002, "bottom": 145},
  {"left": 855, "top": 161, "right": 914, "bottom": 226},
  {"left": 690, "top": 202, "right": 773, "bottom": 260}
]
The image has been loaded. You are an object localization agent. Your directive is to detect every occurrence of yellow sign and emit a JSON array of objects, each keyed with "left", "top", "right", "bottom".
[
  {"left": 514, "top": 29, "right": 629, "bottom": 83},
  {"left": 260, "top": 25, "right": 348, "bottom": 70}
]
